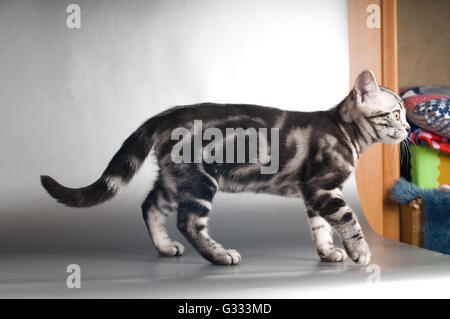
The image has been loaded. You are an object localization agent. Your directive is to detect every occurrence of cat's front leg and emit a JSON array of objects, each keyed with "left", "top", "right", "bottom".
[
  {"left": 304, "top": 188, "right": 371, "bottom": 265},
  {"left": 306, "top": 207, "right": 347, "bottom": 262}
]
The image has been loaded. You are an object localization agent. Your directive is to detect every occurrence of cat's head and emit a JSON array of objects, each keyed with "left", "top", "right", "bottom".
[{"left": 353, "top": 70, "right": 410, "bottom": 144}]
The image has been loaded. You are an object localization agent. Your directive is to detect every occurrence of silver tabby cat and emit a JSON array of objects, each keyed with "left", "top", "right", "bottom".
[{"left": 41, "top": 70, "right": 409, "bottom": 266}]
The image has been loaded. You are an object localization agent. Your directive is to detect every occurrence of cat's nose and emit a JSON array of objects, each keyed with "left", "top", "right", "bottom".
[{"left": 405, "top": 125, "right": 411, "bottom": 133}]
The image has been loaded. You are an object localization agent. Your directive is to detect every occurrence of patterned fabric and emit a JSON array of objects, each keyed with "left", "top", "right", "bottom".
[
  {"left": 403, "top": 94, "right": 447, "bottom": 109},
  {"left": 410, "top": 125, "right": 450, "bottom": 154},
  {"left": 404, "top": 95, "right": 450, "bottom": 139},
  {"left": 402, "top": 85, "right": 450, "bottom": 97}
]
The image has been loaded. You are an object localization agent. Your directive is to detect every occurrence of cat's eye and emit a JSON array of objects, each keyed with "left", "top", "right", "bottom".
[{"left": 393, "top": 110, "right": 400, "bottom": 121}]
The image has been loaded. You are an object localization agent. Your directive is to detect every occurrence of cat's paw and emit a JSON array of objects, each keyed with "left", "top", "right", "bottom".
[
  {"left": 158, "top": 241, "right": 185, "bottom": 257},
  {"left": 344, "top": 239, "right": 371, "bottom": 265},
  {"left": 209, "top": 248, "right": 241, "bottom": 265},
  {"left": 319, "top": 247, "right": 347, "bottom": 262}
]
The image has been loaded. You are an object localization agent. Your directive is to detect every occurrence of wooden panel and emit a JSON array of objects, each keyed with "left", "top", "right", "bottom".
[
  {"left": 348, "top": 0, "right": 401, "bottom": 240},
  {"left": 381, "top": 0, "right": 400, "bottom": 241},
  {"left": 348, "top": 0, "right": 384, "bottom": 235},
  {"left": 356, "top": 145, "right": 384, "bottom": 234},
  {"left": 382, "top": 144, "right": 400, "bottom": 240},
  {"left": 381, "top": 0, "right": 399, "bottom": 93}
]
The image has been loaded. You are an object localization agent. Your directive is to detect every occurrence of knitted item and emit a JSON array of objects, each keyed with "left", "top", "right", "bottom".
[
  {"left": 391, "top": 178, "right": 450, "bottom": 255},
  {"left": 403, "top": 94, "right": 447, "bottom": 110},
  {"left": 404, "top": 95, "right": 450, "bottom": 139}
]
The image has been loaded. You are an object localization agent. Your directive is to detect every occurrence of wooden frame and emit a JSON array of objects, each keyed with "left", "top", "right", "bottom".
[
  {"left": 401, "top": 199, "right": 424, "bottom": 247},
  {"left": 348, "top": 0, "right": 401, "bottom": 240}
]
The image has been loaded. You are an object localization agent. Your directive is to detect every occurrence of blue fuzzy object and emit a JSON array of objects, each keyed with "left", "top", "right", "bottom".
[{"left": 391, "top": 178, "right": 450, "bottom": 254}]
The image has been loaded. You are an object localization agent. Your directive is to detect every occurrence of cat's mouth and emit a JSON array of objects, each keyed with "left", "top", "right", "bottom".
[
  {"left": 387, "top": 130, "right": 409, "bottom": 142},
  {"left": 400, "top": 129, "right": 410, "bottom": 141}
]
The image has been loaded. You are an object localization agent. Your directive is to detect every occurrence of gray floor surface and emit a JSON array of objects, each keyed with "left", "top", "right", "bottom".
[{"left": 0, "top": 178, "right": 449, "bottom": 298}]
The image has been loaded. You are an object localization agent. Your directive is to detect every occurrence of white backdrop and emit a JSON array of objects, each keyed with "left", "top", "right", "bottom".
[{"left": 0, "top": 0, "right": 349, "bottom": 208}]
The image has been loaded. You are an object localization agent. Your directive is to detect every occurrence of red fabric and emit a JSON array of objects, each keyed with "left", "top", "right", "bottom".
[
  {"left": 410, "top": 127, "right": 450, "bottom": 154},
  {"left": 403, "top": 94, "right": 447, "bottom": 110}
]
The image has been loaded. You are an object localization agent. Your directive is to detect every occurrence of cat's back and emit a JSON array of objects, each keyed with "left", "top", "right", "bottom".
[
  {"left": 151, "top": 102, "right": 338, "bottom": 133},
  {"left": 153, "top": 102, "right": 287, "bottom": 130}
]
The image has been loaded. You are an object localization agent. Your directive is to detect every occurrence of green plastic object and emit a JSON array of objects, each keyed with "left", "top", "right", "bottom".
[{"left": 410, "top": 145, "right": 440, "bottom": 189}]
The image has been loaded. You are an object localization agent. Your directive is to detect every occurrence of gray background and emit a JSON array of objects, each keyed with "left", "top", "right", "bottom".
[{"left": 0, "top": 0, "right": 449, "bottom": 298}]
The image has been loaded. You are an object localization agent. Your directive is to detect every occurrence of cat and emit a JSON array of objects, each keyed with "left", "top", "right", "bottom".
[{"left": 41, "top": 70, "right": 409, "bottom": 266}]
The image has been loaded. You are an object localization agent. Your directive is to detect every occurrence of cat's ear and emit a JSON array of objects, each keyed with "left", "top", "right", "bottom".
[{"left": 353, "top": 70, "right": 380, "bottom": 104}]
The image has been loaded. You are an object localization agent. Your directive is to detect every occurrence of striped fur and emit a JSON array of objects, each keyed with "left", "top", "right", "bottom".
[{"left": 41, "top": 70, "right": 409, "bottom": 265}]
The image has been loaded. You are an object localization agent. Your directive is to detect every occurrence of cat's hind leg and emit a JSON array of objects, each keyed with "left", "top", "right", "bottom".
[
  {"left": 176, "top": 170, "right": 241, "bottom": 265},
  {"left": 142, "top": 179, "right": 184, "bottom": 257},
  {"left": 177, "top": 203, "right": 241, "bottom": 265},
  {"left": 306, "top": 207, "right": 347, "bottom": 262}
]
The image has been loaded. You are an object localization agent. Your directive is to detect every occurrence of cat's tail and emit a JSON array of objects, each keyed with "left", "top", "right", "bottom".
[{"left": 40, "top": 118, "right": 157, "bottom": 208}]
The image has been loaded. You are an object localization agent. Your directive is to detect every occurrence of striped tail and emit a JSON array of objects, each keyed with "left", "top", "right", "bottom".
[{"left": 40, "top": 119, "right": 156, "bottom": 208}]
